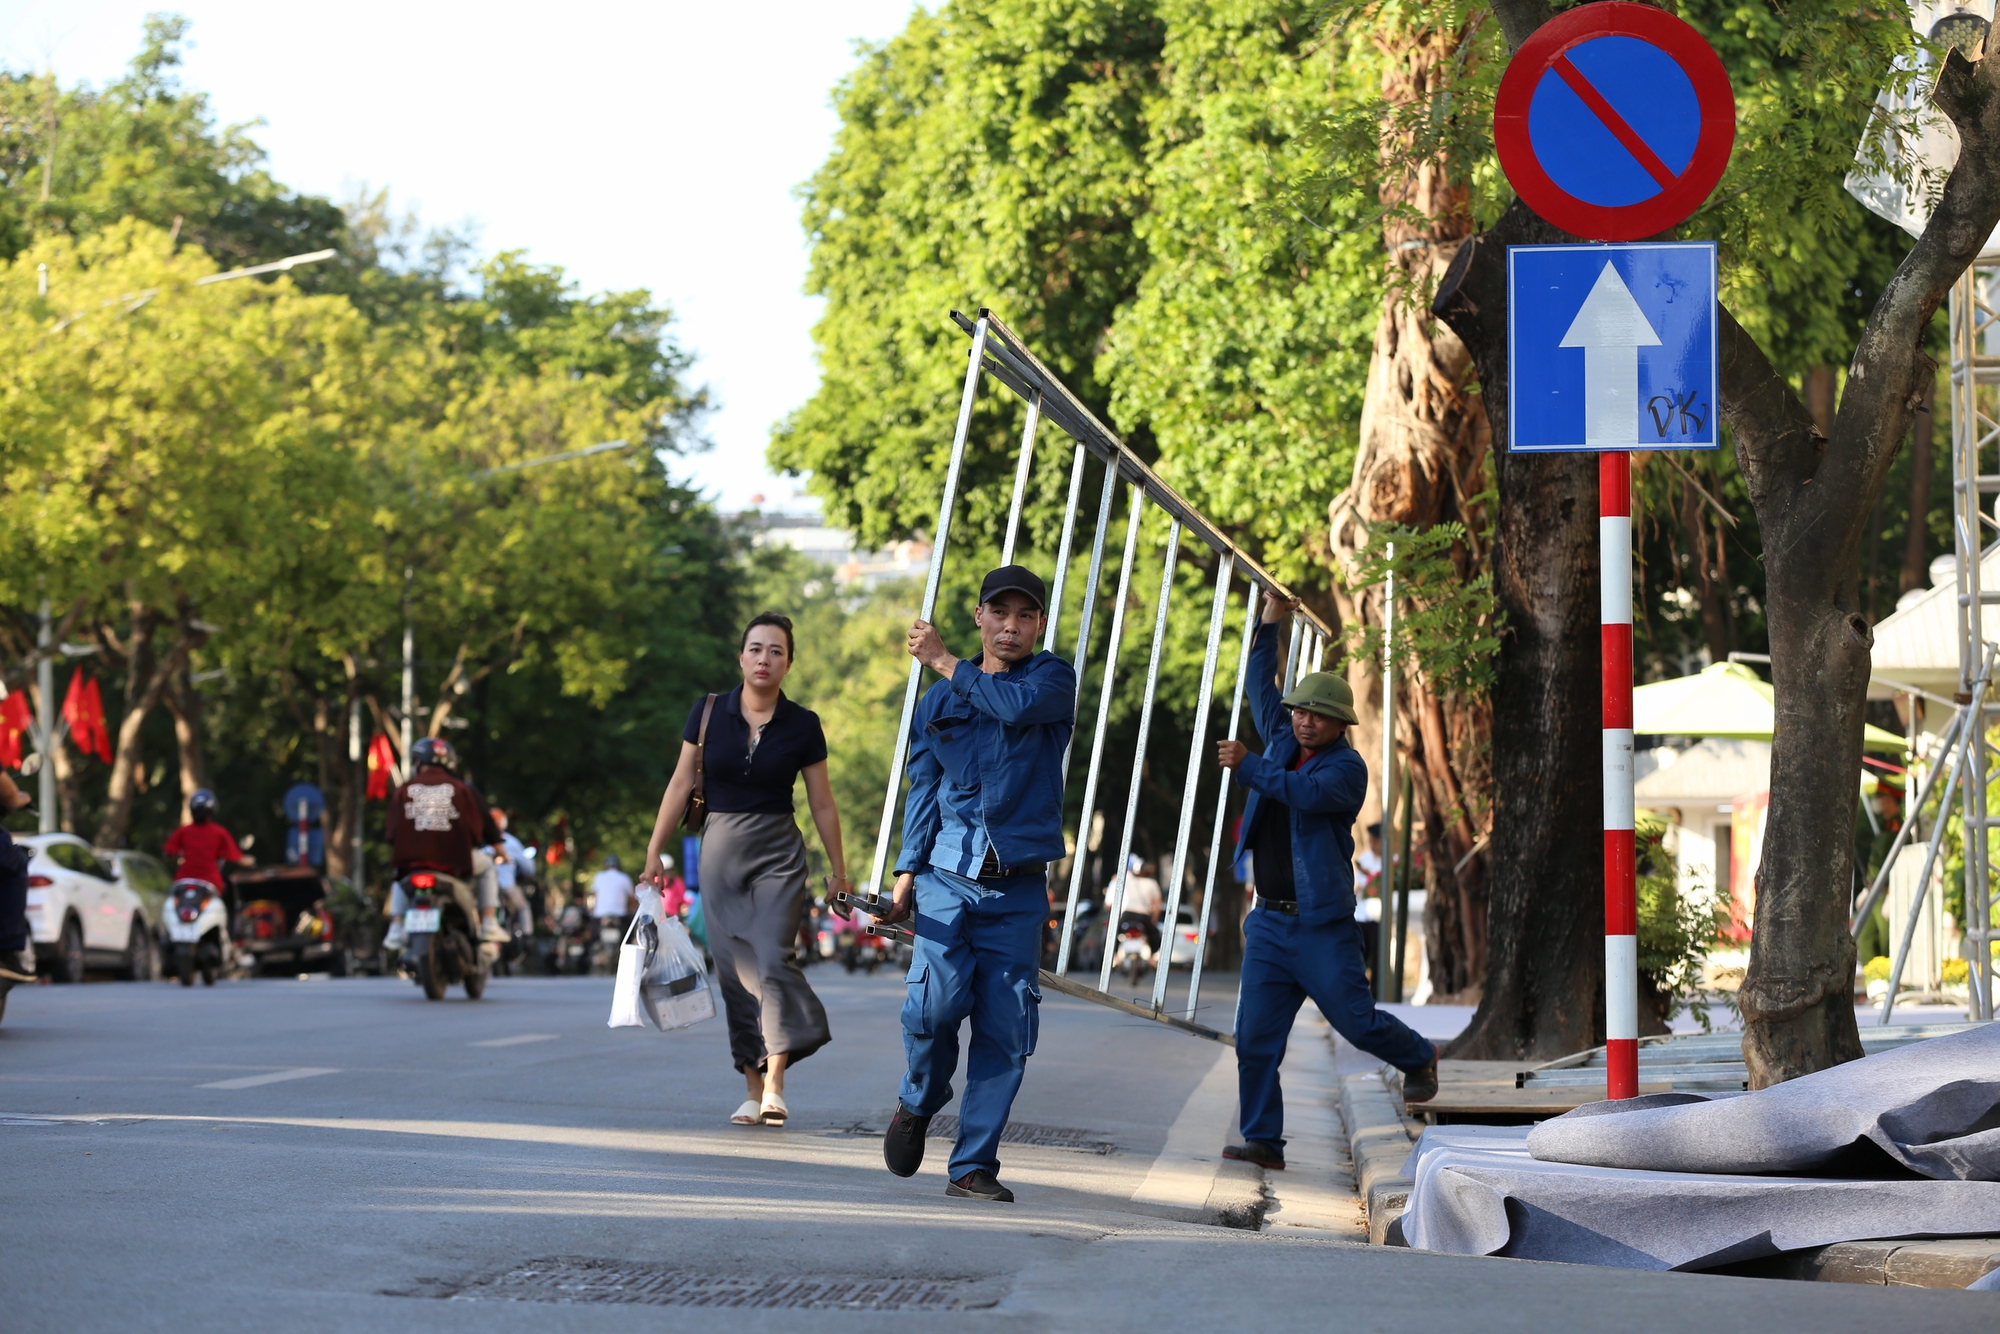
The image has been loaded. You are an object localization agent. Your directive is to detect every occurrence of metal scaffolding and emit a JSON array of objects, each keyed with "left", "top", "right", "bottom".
[
  {"left": 1858, "top": 252, "right": 2000, "bottom": 1022},
  {"left": 862, "top": 309, "right": 1333, "bottom": 1032}
]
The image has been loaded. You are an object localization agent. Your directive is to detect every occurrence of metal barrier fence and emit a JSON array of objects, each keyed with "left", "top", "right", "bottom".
[{"left": 861, "top": 309, "right": 1334, "bottom": 1031}]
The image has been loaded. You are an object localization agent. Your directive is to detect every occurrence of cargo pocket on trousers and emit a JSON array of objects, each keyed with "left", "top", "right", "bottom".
[
  {"left": 1022, "top": 981, "right": 1042, "bottom": 1057},
  {"left": 902, "top": 963, "right": 933, "bottom": 1037}
]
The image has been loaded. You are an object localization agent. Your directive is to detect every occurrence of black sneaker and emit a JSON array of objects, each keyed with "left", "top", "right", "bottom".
[
  {"left": 883, "top": 1104, "right": 930, "bottom": 1177},
  {"left": 1223, "top": 1140, "right": 1286, "bottom": 1170},
  {"left": 946, "top": 1169, "right": 1014, "bottom": 1202},
  {"left": 1401, "top": 1059, "right": 1440, "bottom": 1104},
  {"left": 0, "top": 947, "right": 33, "bottom": 984}
]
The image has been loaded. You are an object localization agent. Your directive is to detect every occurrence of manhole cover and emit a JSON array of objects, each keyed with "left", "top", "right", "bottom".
[{"left": 441, "top": 1259, "right": 991, "bottom": 1310}]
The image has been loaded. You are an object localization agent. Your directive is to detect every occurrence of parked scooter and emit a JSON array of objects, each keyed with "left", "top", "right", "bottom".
[
  {"left": 842, "top": 919, "right": 891, "bottom": 974},
  {"left": 398, "top": 870, "right": 487, "bottom": 1001},
  {"left": 167, "top": 878, "right": 232, "bottom": 987}
]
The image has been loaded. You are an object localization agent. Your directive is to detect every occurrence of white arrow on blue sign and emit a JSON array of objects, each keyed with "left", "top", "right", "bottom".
[{"left": 1507, "top": 241, "right": 1718, "bottom": 452}]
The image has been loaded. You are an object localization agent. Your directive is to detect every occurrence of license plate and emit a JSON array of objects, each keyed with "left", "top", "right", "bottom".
[
  {"left": 403, "top": 908, "right": 441, "bottom": 933},
  {"left": 167, "top": 921, "right": 201, "bottom": 942}
]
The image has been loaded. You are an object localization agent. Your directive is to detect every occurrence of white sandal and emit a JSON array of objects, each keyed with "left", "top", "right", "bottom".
[
  {"left": 731, "top": 1100, "right": 762, "bottom": 1126},
  {"left": 759, "top": 1090, "right": 789, "bottom": 1125}
]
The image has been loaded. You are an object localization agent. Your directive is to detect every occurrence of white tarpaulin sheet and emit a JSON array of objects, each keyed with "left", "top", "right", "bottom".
[{"left": 1400, "top": 1024, "right": 2000, "bottom": 1282}]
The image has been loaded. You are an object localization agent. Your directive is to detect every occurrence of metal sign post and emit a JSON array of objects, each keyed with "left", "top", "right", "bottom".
[{"left": 1496, "top": 3, "right": 1734, "bottom": 1101}]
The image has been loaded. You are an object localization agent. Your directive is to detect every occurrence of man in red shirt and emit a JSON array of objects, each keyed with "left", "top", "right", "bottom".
[{"left": 164, "top": 789, "right": 247, "bottom": 889}]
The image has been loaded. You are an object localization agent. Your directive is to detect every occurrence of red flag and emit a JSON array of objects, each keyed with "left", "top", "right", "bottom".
[
  {"left": 81, "top": 676, "right": 112, "bottom": 763},
  {"left": 0, "top": 691, "right": 30, "bottom": 770},
  {"left": 366, "top": 732, "right": 397, "bottom": 800},
  {"left": 61, "top": 671, "right": 94, "bottom": 761}
]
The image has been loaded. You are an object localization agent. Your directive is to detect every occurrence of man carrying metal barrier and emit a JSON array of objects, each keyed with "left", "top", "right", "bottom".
[
  {"left": 1216, "top": 594, "right": 1438, "bottom": 1171},
  {"left": 875, "top": 564, "right": 1075, "bottom": 1203}
]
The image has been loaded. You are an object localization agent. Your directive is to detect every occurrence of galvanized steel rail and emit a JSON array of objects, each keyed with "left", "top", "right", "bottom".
[{"left": 859, "top": 308, "right": 1332, "bottom": 1042}]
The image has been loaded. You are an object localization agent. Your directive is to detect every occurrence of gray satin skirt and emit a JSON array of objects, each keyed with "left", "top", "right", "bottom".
[{"left": 698, "top": 811, "right": 831, "bottom": 1073}]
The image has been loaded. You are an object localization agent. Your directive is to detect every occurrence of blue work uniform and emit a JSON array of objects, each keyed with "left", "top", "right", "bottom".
[
  {"left": 1230, "top": 622, "right": 1434, "bottom": 1151},
  {"left": 896, "top": 650, "right": 1075, "bottom": 1180}
]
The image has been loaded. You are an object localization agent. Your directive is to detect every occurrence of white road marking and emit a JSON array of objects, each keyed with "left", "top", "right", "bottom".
[
  {"left": 197, "top": 1068, "right": 340, "bottom": 1090},
  {"left": 1131, "top": 1045, "right": 1236, "bottom": 1207},
  {"left": 470, "top": 1034, "right": 559, "bottom": 1048}
]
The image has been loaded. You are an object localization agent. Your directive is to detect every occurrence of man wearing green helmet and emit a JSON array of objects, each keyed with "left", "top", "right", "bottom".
[{"left": 1215, "top": 593, "right": 1438, "bottom": 1172}]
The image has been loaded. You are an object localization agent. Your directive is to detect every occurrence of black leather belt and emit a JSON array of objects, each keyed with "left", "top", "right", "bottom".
[
  {"left": 1258, "top": 897, "right": 1299, "bottom": 915},
  {"left": 977, "top": 849, "right": 1045, "bottom": 881}
]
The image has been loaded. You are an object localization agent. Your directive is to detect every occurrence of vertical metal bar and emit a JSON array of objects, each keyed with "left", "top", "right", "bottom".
[
  {"left": 1378, "top": 544, "right": 1396, "bottom": 1001},
  {"left": 1043, "top": 443, "right": 1088, "bottom": 654},
  {"left": 1050, "top": 456, "right": 1121, "bottom": 972},
  {"left": 1056, "top": 483, "right": 1143, "bottom": 973},
  {"left": 864, "top": 317, "right": 990, "bottom": 895},
  {"left": 1188, "top": 584, "right": 1260, "bottom": 1021},
  {"left": 1101, "top": 517, "right": 1183, "bottom": 993},
  {"left": 1000, "top": 390, "right": 1041, "bottom": 567},
  {"left": 1283, "top": 617, "right": 1304, "bottom": 693},
  {"left": 35, "top": 598, "right": 54, "bottom": 832},
  {"left": 1309, "top": 631, "right": 1325, "bottom": 676},
  {"left": 1153, "top": 552, "right": 1234, "bottom": 1011},
  {"left": 1882, "top": 726, "right": 1970, "bottom": 1026}
]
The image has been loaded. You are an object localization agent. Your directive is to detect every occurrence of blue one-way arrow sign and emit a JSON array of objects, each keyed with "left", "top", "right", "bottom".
[{"left": 1508, "top": 242, "right": 1717, "bottom": 452}]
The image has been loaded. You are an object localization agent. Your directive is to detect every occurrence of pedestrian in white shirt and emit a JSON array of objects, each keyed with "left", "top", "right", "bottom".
[{"left": 591, "top": 855, "right": 635, "bottom": 923}]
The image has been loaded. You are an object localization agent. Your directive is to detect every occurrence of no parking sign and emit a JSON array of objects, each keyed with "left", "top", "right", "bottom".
[{"left": 1495, "top": 2, "right": 1735, "bottom": 242}]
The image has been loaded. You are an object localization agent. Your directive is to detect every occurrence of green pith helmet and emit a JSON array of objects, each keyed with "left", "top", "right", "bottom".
[{"left": 1280, "top": 671, "right": 1357, "bottom": 724}]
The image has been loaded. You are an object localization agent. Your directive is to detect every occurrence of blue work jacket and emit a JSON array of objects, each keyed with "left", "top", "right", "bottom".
[
  {"left": 1231, "top": 622, "right": 1370, "bottom": 925},
  {"left": 896, "top": 649, "right": 1076, "bottom": 876}
]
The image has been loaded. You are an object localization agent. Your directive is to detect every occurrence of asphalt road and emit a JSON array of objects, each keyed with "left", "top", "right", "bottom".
[{"left": 4, "top": 969, "right": 1990, "bottom": 1331}]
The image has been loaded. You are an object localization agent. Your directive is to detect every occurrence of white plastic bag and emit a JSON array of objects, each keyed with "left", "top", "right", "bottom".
[
  {"left": 606, "top": 889, "right": 714, "bottom": 1032},
  {"left": 640, "top": 913, "right": 715, "bottom": 1032}
]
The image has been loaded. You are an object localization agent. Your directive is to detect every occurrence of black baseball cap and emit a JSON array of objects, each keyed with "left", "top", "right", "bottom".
[{"left": 979, "top": 564, "right": 1048, "bottom": 612}]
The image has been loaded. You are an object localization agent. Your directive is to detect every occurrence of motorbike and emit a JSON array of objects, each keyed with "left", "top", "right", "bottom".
[
  {"left": 167, "top": 878, "right": 232, "bottom": 987},
  {"left": 841, "top": 919, "right": 891, "bottom": 974},
  {"left": 1113, "top": 911, "right": 1157, "bottom": 985},
  {"left": 398, "top": 870, "right": 487, "bottom": 1001}
]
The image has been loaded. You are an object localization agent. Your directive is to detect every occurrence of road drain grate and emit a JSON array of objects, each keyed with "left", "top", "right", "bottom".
[
  {"left": 443, "top": 1258, "right": 989, "bottom": 1310},
  {"left": 927, "top": 1115, "right": 1116, "bottom": 1154}
]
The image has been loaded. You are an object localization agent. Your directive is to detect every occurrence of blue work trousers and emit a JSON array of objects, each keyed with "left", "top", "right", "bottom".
[
  {"left": 899, "top": 866, "right": 1045, "bottom": 1179},
  {"left": 1236, "top": 906, "right": 1435, "bottom": 1151}
]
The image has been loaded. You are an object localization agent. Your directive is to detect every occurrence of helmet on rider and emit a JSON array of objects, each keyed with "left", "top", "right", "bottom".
[
  {"left": 411, "top": 737, "right": 457, "bottom": 773},
  {"left": 603, "top": 853, "right": 622, "bottom": 870},
  {"left": 189, "top": 789, "right": 219, "bottom": 822}
]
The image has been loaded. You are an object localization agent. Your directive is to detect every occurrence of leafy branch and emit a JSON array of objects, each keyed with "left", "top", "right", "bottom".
[{"left": 1339, "top": 518, "right": 1502, "bottom": 696}]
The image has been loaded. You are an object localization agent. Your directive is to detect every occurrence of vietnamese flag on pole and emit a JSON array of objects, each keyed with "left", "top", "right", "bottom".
[
  {"left": 0, "top": 690, "right": 31, "bottom": 769},
  {"left": 366, "top": 732, "right": 397, "bottom": 800},
  {"left": 61, "top": 671, "right": 114, "bottom": 764},
  {"left": 81, "top": 676, "right": 112, "bottom": 763}
]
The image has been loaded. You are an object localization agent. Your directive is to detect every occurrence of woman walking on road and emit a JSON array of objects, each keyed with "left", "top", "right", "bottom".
[{"left": 641, "top": 612, "right": 847, "bottom": 1128}]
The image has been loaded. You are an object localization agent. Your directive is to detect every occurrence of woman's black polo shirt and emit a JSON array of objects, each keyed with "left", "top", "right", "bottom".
[{"left": 683, "top": 687, "right": 828, "bottom": 814}]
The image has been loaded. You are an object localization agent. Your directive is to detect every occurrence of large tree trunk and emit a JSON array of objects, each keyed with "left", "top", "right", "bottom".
[
  {"left": 1433, "top": 203, "right": 1608, "bottom": 1061},
  {"left": 94, "top": 608, "right": 196, "bottom": 850},
  {"left": 1898, "top": 370, "right": 1938, "bottom": 594},
  {"left": 162, "top": 671, "right": 210, "bottom": 824},
  {"left": 1328, "top": 12, "right": 1494, "bottom": 1002},
  {"left": 1723, "top": 45, "right": 2000, "bottom": 1084}
]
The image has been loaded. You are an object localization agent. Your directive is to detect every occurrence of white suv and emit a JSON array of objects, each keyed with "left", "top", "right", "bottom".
[{"left": 24, "top": 834, "right": 158, "bottom": 983}]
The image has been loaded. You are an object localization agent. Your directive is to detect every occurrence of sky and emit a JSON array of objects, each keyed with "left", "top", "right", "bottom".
[{"left": 0, "top": 1, "right": 922, "bottom": 515}]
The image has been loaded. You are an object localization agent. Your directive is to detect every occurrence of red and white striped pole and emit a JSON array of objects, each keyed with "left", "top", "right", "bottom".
[{"left": 1601, "top": 452, "right": 1638, "bottom": 1099}]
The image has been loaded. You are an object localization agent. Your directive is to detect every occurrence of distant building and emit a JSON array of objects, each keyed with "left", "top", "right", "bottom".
[{"left": 746, "top": 513, "right": 929, "bottom": 590}]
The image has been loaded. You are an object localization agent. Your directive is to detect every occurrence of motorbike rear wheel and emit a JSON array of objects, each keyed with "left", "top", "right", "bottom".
[
  {"left": 416, "top": 945, "right": 447, "bottom": 1001},
  {"left": 176, "top": 945, "right": 196, "bottom": 987}
]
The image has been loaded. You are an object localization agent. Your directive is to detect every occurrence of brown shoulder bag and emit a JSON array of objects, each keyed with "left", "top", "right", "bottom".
[{"left": 682, "top": 693, "right": 718, "bottom": 832}]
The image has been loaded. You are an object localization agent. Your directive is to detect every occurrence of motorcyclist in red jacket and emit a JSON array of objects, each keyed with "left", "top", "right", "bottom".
[{"left": 164, "top": 789, "right": 249, "bottom": 890}]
